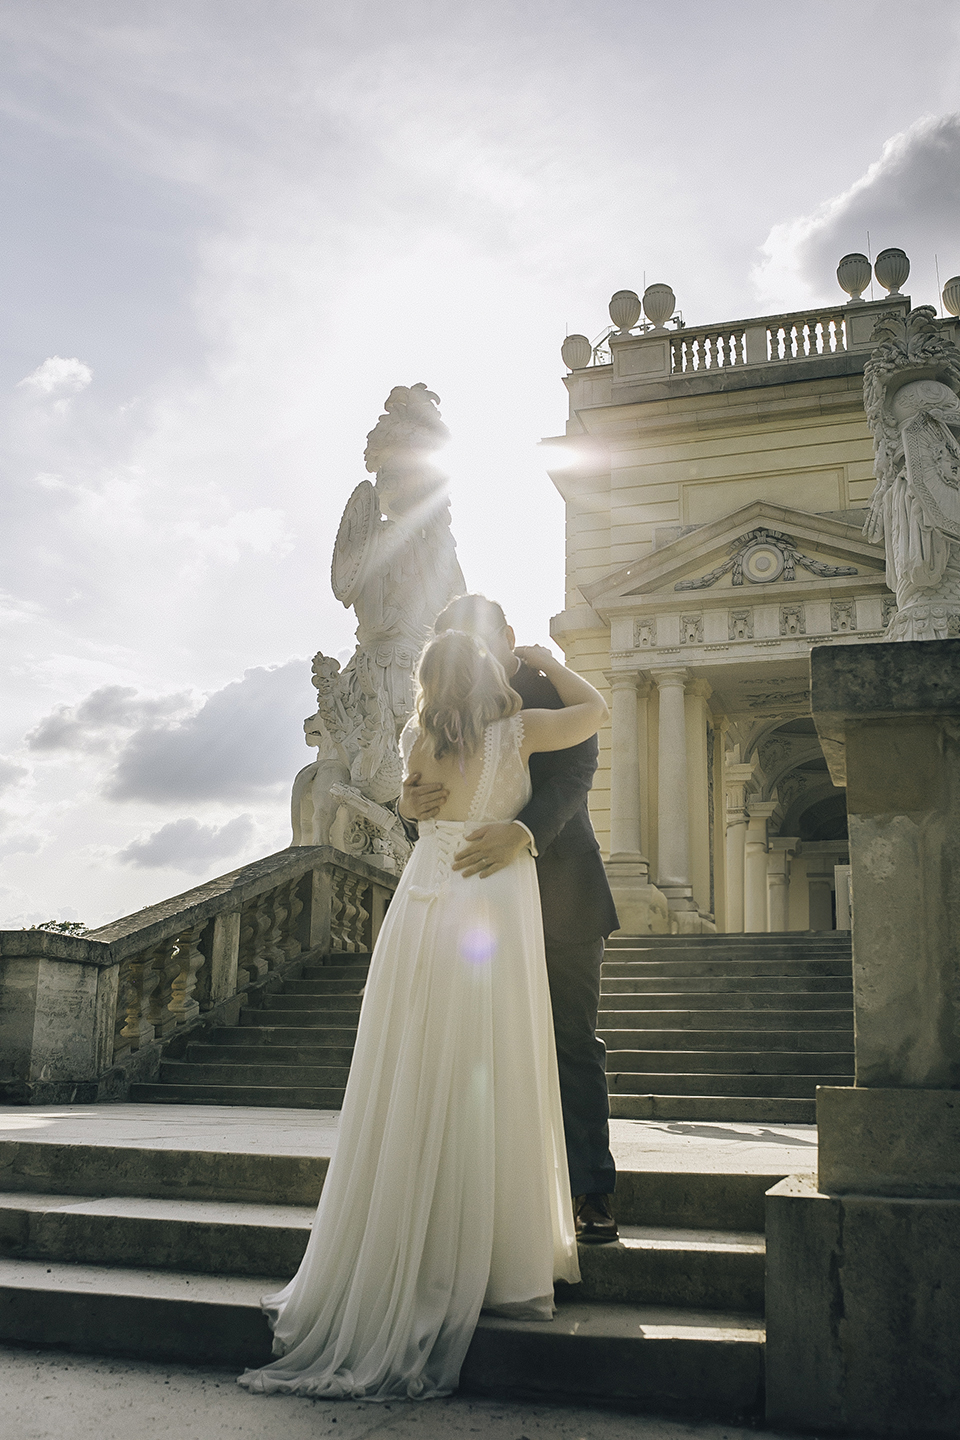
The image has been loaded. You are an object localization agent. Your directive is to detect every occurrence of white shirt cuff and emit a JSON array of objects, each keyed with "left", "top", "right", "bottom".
[{"left": 514, "top": 821, "right": 538, "bottom": 857}]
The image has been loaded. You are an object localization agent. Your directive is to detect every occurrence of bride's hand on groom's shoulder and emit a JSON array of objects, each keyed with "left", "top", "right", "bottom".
[{"left": 513, "top": 644, "right": 555, "bottom": 674}]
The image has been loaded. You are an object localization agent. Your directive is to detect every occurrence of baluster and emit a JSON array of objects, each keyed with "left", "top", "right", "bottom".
[
  {"left": 340, "top": 874, "right": 360, "bottom": 953},
  {"left": 282, "top": 876, "right": 304, "bottom": 959},
  {"left": 735, "top": 326, "right": 746, "bottom": 363},
  {"left": 767, "top": 323, "right": 780, "bottom": 361},
  {"left": 833, "top": 314, "right": 846, "bottom": 353},
  {"left": 353, "top": 879, "right": 371, "bottom": 950},
  {"left": 238, "top": 896, "right": 269, "bottom": 984},
  {"left": 806, "top": 317, "right": 820, "bottom": 356},
  {"left": 169, "top": 924, "right": 206, "bottom": 1027},
  {"left": 670, "top": 336, "right": 682, "bottom": 374},
  {"left": 330, "top": 869, "right": 347, "bottom": 951},
  {"left": 114, "top": 949, "right": 160, "bottom": 1054},
  {"left": 263, "top": 886, "right": 286, "bottom": 970},
  {"left": 149, "top": 936, "right": 181, "bottom": 1038}
]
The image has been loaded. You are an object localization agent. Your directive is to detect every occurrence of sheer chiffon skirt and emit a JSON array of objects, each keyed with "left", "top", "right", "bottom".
[{"left": 237, "top": 820, "right": 579, "bottom": 1402}]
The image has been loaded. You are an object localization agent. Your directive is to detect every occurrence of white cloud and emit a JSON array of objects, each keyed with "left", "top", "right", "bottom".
[
  {"left": 0, "top": 758, "right": 27, "bottom": 793},
  {"left": 27, "top": 684, "right": 194, "bottom": 753},
  {"left": 118, "top": 814, "right": 255, "bottom": 871},
  {"left": 17, "top": 356, "right": 93, "bottom": 396},
  {"left": 754, "top": 113, "right": 960, "bottom": 313},
  {"left": 105, "top": 661, "right": 310, "bottom": 803}
]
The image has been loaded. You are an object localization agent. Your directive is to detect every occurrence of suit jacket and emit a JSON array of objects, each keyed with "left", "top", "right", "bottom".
[{"left": 511, "top": 662, "right": 619, "bottom": 944}]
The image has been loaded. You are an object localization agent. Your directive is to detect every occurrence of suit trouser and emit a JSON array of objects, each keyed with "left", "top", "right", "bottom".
[{"left": 543, "top": 936, "right": 617, "bottom": 1197}]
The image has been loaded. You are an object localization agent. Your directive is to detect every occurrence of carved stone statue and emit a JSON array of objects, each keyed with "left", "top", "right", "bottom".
[
  {"left": 863, "top": 307, "right": 960, "bottom": 640},
  {"left": 291, "top": 384, "right": 465, "bottom": 865}
]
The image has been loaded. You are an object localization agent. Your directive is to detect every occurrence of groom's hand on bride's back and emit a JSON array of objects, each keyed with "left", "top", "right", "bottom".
[
  {"left": 399, "top": 772, "right": 449, "bottom": 822},
  {"left": 453, "top": 822, "right": 531, "bottom": 879}
]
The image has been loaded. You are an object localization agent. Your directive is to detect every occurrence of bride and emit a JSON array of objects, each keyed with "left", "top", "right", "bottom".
[{"left": 238, "top": 630, "right": 609, "bottom": 1401}]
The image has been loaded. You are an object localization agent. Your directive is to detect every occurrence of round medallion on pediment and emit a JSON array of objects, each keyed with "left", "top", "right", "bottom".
[{"left": 741, "top": 541, "right": 785, "bottom": 584}]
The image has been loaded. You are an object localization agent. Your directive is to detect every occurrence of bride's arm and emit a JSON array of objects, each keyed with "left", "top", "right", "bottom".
[{"left": 513, "top": 645, "right": 608, "bottom": 756}]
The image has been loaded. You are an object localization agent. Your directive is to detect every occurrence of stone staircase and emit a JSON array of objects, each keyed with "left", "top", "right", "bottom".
[
  {"left": 129, "top": 935, "right": 853, "bottom": 1124},
  {"left": 601, "top": 933, "right": 854, "bottom": 1124},
  {"left": 129, "top": 952, "right": 371, "bottom": 1108},
  {"left": 0, "top": 1127, "right": 771, "bottom": 1418}
]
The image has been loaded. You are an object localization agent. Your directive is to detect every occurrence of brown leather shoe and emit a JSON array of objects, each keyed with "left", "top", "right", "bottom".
[{"left": 574, "top": 1193, "right": 618, "bottom": 1244}]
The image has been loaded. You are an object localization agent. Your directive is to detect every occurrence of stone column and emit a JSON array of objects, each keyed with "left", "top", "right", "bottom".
[
  {"left": 803, "top": 848, "right": 836, "bottom": 930},
  {"left": 743, "top": 801, "right": 777, "bottom": 932},
  {"left": 685, "top": 679, "right": 713, "bottom": 918},
  {"left": 765, "top": 639, "right": 960, "bottom": 1436},
  {"left": 607, "top": 671, "right": 645, "bottom": 861},
  {"left": 723, "top": 762, "right": 754, "bottom": 934},
  {"left": 767, "top": 838, "right": 798, "bottom": 932},
  {"left": 653, "top": 668, "right": 696, "bottom": 913},
  {"left": 603, "top": 670, "right": 670, "bottom": 934}
]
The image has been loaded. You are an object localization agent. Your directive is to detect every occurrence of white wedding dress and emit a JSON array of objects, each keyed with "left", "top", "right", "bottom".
[{"left": 238, "top": 713, "right": 579, "bottom": 1402}]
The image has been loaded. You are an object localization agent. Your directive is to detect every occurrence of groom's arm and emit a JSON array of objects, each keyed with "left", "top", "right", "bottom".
[{"left": 513, "top": 733, "right": 598, "bottom": 855}]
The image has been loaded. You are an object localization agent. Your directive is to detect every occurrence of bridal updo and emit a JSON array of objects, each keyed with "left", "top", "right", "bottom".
[{"left": 415, "top": 630, "right": 521, "bottom": 763}]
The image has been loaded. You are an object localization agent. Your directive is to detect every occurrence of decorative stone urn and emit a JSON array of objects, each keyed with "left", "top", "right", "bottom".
[
  {"left": 836, "top": 252, "right": 871, "bottom": 304},
  {"left": 874, "top": 246, "right": 910, "bottom": 298},
  {"left": 943, "top": 275, "right": 960, "bottom": 319},
  {"left": 561, "top": 333, "right": 592, "bottom": 371},
  {"left": 608, "top": 289, "right": 642, "bottom": 332},
  {"left": 642, "top": 283, "right": 675, "bottom": 330}
]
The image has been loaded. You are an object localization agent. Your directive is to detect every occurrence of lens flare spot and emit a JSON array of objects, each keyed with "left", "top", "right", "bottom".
[{"left": 459, "top": 926, "right": 496, "bottom": 965}]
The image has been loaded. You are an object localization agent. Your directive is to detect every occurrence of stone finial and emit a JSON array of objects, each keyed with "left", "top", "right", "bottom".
[
  {"left": 874, "top": 247, "right": 910, "bottom": 298},
  {"left": 561, "top": 334, "right": 592, "bottom": 371},
  {"left": 608, "top": 290, "right": 642, "bottom": 333},
  {"left": 837, "top": 252, "right": 871, "bottom": 305},
  {"left": 642, "top": 283, "right": 676, "bottom": 331},
  {"left": 942, "top": 276, "right": 960, "bottom": 318}
]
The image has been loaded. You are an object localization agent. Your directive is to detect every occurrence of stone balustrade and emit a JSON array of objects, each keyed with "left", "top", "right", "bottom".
[{"left": 0, "top": 846, "right": 397, "bottom": 1105}]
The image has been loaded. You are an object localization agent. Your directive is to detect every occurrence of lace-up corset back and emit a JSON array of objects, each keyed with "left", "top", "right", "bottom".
[{"left": 399, "top": 714, "right": 531, "bottom": 825}]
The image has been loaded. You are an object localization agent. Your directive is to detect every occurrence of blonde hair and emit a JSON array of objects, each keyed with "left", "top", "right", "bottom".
[{"left": 415, "top": 630, "right": 521, "bottom": 764}]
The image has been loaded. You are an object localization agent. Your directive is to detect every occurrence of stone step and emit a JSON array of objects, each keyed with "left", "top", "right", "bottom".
[
  {"left": 185, "top": 1042, "right": 356, "bottom": 1067},
  {"left": 600, "top": 991, "right": 850, "bottom": 1013},
  {"left": 601, "top": 975, "right": 851, "bottom": 994},
  {"left": 157, "top": 1061, "right": 351, "bottom": 1088},
  {"left": 602, "top": 961, "right": 852, "bottom": 979},
  {"left": 128, "top": 1083, "right": 346, "bottom": 1108},
  {"left": 608, "top": 1094, "right": 816, "bottom": 1123},
  {"left": 282, "top": 978, "right": 367, "bottom": 995},
  {"left": 606, "top": 1049, "right": 854, "bottom": 1075},
  {"left": 0, "top": 1137, "right": 793, "bottom": 1232},
  {"left": 0, "top": 1259, "right": 763, "bottom": 1418},
  {"left": 240, "top": 1008, "right": 358, "bottom": 1028},
  {"left": 0, "top": 1194, "right": 763, "bottom": 1312},
  {"left": 235, "top": 1019, "right": 358, "bottom": 1041},
  {"left": 260, "top": 993, "right": 362, "bottom": 1012},
  {"left": 599, "top": 1008, "right": 853, "bottom": 1030},
  {"left": 607, "top": 1071, "right": 828, "bottom": 1098},
  {"left": 605, "top": 934, "right": 849, "bottom": 947},
  {"left": 0, "top": 1140, "right": 329, "bottom": 1206},
  {"left": 0, "top": 1192, "right": 314, "bottom": 1278},
  {"left": 599, "top": 1027, "right": 852, "bottom": 1051}
]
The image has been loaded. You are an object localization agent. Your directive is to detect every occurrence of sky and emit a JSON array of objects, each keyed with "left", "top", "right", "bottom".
[{"left": 1, "top": 0, "right": 959, "bottom": 929}]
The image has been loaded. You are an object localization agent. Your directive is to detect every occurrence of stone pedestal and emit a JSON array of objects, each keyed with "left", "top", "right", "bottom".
[{"left": 765, "top": 639, "right": 960, "bottom": 1436}]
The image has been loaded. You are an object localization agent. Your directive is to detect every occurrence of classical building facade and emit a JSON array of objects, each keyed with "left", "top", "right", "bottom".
[{"left": 545, "top": 276, "right": 956, "bottom": 934}]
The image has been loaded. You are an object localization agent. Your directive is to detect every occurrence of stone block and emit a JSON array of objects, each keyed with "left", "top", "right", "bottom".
[
  {"left": 766, "top": 1174, "right": 960, "bottom": 1435},
  {"left": 818, "top": 1086, "right": 960, "bottom": 1198},
  {"left": 811, "top": 640, "right": 960, "bottom": 1090}
]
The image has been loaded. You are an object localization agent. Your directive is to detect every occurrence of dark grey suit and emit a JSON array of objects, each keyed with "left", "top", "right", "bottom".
[{"left": 511, "top": 661, "right": 618, "bottom": 1197}]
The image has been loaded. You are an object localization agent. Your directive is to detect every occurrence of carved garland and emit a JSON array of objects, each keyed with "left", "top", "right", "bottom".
[{"left": 675, "top": 528, "right": 858, "bottom": 591}]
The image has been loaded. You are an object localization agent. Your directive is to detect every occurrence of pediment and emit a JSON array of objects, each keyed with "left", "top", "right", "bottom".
[{"left": 581, "top": 500, "right": 884, "bottom": 607}]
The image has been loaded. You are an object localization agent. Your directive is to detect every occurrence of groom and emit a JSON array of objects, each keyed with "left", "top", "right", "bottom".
[{"left": 399, "top": 594, "right": 620, "bottom": 1243}]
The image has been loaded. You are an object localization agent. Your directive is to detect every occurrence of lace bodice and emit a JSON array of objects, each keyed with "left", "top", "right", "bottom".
[{"left": 399, "top": 714, "right": 532, "bottom": 824}]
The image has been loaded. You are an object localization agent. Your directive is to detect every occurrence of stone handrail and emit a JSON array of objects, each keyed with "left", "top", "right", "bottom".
[{"left": 0, "top": 846, "right": 397, "bottom": 1105}]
